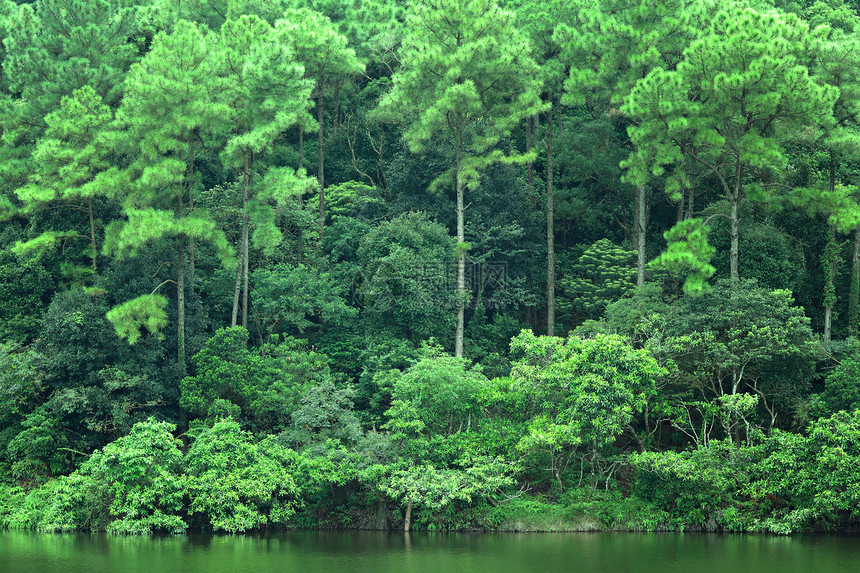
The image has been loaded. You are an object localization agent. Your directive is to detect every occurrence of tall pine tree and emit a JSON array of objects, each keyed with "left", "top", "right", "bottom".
[
  {"left": 378, "top": 0, "right": 545, "bottom": 357},
  {"left": 105, "top": 20, "right": 232, "bottom": 375},
  {"left": 623, "top": 2, "right": 837, "bottom": 281},
  {"left": 219, "top": 15, "right": 315, "bottom": 330},
  {"left": 277, "top": 7, "right": 363, "bottom": 239}
]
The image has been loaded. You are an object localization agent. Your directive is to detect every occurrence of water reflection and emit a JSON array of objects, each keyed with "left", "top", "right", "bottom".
[{"left": 1, "top": 531, "right": 858, "bottom": 573}]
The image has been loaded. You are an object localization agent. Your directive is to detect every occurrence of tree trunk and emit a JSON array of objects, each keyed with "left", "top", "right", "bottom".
[
  {"left": 730, "top": 157, "right": 742, "bottom": 281},
  {"left": 676, "top": 189, "right": 685, "bottom": 224},
  {"left": 729, "top": 194, "right": 740, "bottom": 281},
  {"left": 455, "top": 138, "right": 466, "bottom": 359},
  {"left": 317, "top": 94, "right": 325, "bottom": 239},
  {"left": 231, "top": 247, "right": 243, "bottom": 328},
  {"left": 686, "top": 175, "right": 696, "bottom": 220},
  {"left": 850, "top": 224, "right": 860, "bottom": 337},
  {"left": 404, "top": 499, "right": 413, "bottom": 532},
  {"left": 244, "top": 157, "right": 252, "bottom": 330},
  {"left": 824, "top": 156, "right": 839, "bottom": 346},
  {"left": 823, "top": 225, "right": 841, "bottom": 347},
  {"left": 241, "top": 203, "right": 250, "bottom": 332},
  {"left": 177, "top": 237, "right": 186, "bottom": 377},
  {"left": 297, "top": 128, "right": 304, "bottom": 264},
  {"left": 526, "top": 116, "right": 534, "bottom": 208},
  {"left": 546, "top": 100, "right": 555, "bottom": 337},
  {"left": 636, "top": 184, "right": 647, "bottom": 287},
  {"left": 232, "top": 157, "right": 251, "bottom": 329},
  {"left": 88, "top": 196, "right": 97, "bottom": 270}
]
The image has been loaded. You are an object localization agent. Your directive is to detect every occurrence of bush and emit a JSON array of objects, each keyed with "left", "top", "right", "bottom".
[
  {"left": 185, "top": 418, "right": 301, "bottom": 532},
  {"left": 6, "top": 472, "right": 108, "bottom": 532},
  {"left": 83, "top": 418, "right": 186, "bottom": 534},
  {"left": 632, "top": 439, "right": 759, "bottom": 531}
]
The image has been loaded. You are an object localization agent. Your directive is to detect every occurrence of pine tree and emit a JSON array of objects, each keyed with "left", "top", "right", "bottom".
[
  {"left": 219, "top": 14, "right": 315, "bottom": 330},
  {"left": 303, "top": 0, "right": 402, "bottom": 66},
  {"left": 104, "top": 20, "right": 232, "bottom": 375},
  {"left": 509, "top": 0, "right": 579, "bottom": 337},
  {"left": 378, "top": 0, "right": 546, "bottom": 358},
  {"left": 623, "top": 3, "right": 837, "bottom": 281},
  {"left": 559, "top": 0, "right": 708, "bottom": 288},
  {"left": 276, "top": 7, "right": 363, "bottom": 239},
  {"left": 12, "top": 86, "right": 117, "bottom": 273},
  {"left": 0, "top": 0, "right": 137, "bottom": 186},
  {"left": 810, "top": 9, "right": 860, "bottom": 340}
]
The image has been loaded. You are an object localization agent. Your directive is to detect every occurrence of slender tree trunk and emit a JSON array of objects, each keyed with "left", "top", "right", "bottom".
[
  {"left": 231, "top": 247, "right": 243, "bottom": 328},
  {"left": 546, "top": 100, "right": 555, "bottom": 337},
  {"left": 177, "top": 237, "right": 186, "bottom": 377},
  {"left": 243, "top": 157, "right": 252, "bottom": 331},
  {"left": 242, "top": 211, "right": 250, "bottom": 331},
  {"left": 404, "top": 500, "right": 413, "bottom": 532},
  {"left": 730, "top": 157, "right": 742, "bottom": 281},
  {"left": 455, "top": 138, "right": 466, "bottom": 359},
  {"left": 850, "top": 224, "right": 860, "bottom": 337},
  {"left": 526, "top": 116, "right": 534, "bottom": 208},
  {"left": 686, "top": 176, "right": 696, "bottom": 220},
  {"left": 297, "top": 129, "right": 304, "bottom": 264},
  {"left": 824, "top": 269, "right": 834, "bottom": 345},
  {"left": 232, "top": 157, "right": 251, "bottom": 328},
  {"left": 676, "top": 189, "right": 685, "bottom": 224},
  {"left": 88, "top": 196, "right": 97, "bottom": 270},
  {"left": 824, "top": 156, "right": 838, "bottom": 346},
  {"left": 636, "top": 184, "right": 647, "bottom": 287},
  {"left": 729, "top": 194, "right": 740, "bottom": 281},
  {"left": 317, "top": 94, "right": 325, "bottom": 239}
]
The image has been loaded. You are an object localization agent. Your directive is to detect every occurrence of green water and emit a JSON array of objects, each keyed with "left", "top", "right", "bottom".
[{"left": 1, "top": 531, "right": 858, "bottom": 573}]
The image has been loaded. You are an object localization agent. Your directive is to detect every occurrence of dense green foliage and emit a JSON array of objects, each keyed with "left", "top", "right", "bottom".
[{"left": 3, "top": 0, "right": 860, "bottom": 535}]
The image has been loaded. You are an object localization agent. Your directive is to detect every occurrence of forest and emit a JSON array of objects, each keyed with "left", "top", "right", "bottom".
[{"left": 2, "top": 0, "right": 860, "bottom": 535}]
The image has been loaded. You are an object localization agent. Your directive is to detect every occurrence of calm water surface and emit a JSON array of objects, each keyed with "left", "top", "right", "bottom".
[{"left": 1, "top": 530, "right": 858, "bottom": 573}]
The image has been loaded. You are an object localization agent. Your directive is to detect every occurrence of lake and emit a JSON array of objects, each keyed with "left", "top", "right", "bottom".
[{"left": 1, "top": 530, "right": 858, "bottom": 573}]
